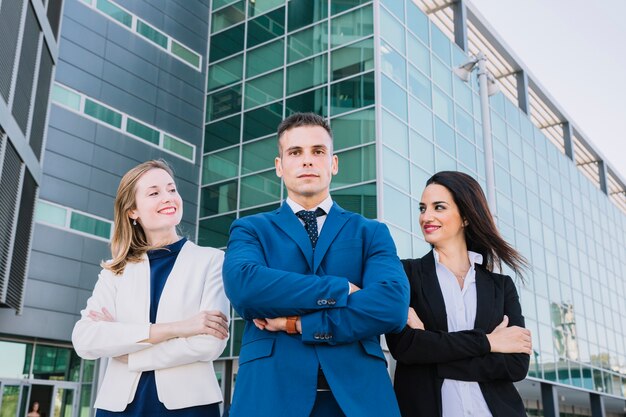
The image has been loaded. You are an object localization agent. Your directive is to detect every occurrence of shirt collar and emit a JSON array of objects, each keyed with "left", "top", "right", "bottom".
[
  {"left": 433, "top": 249, "right": 484, "bottom": 266},
  {"left": 286, "top": 195, "right": 333, "bottom": 215}
]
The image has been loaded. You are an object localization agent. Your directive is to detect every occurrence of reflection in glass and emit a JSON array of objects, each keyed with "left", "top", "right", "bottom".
[
  {"left": 204, "top": 115, "right": 240, "bottom": 153},
  {"left": 331, "top": 38, "right": 374, "bottom": 81},
  {"left": 203, "top": 147, "right": 240, "bottom": 185},
  {"left": 330, "top": 72, "right": 374, "bottom": 116},
  {"left": 246, "top": 40, "right": 284, "bottom": 78},
  {"left": 330, "top": 5, "right": 373, "bottom": 47},
  {"left": 286, "top": 87, "right": 328, "bottom": 117},
  {"left": 247, "top": 7, "right": 285, "bottom": 48},
  {"left": 243, "top": 102, "right": 283, "bottom": 141},
  {"left": 287, "top": 55, "right": 327, "bottom": 95},
  {"left": 0, "top": 341, "right": 32, "bottom": 378},
  {"left": 331, "top": 107, "right": 375, "bottom": 150},
  {"left": 242, "top": 136, "right": 277, "bottom": 174},
  {"left": 381, "top": 76, "right": 407, "bottom": 121},
  {"left": 288, "top": 0, "right": 327, "bottom": 32},
  {"left": 200, "top": 181, "right": 238, "bottom": 217},
  {"left": 206, "top": 84, "right": 242, "bottom": 122},
  {"left": 240, "top": 171, "right": 282, "bottom": 208},
  {"left": 198, "top": 213, "right": 236, "bottom": 248},
  {"left": 331, "top": 183, "right": 376, "bottom": 219},
  {"left": 381, "top": 41, "right": 406, "bottom": 87},
  {"left": 245, "top": 70, "right": 283, "bottom": 109},
  {"left": 288, "top": 21, "right": 328, "bottom": 63},
  {"left": 379, "top": 7, "right": 404, "bottom": 53},
  {"left": 209, "top": 24, "right": 245, "bottom": 61},
  {"left": 211, "top": 1, "right": 245, "bottom": 33},
  {"left": 332, "top": 145, "right": 375, "bottom": 188}
]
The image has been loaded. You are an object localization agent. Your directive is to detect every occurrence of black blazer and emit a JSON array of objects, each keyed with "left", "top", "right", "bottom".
[{"left": 385, "top": 251, "right": 529, "bottom": 417}]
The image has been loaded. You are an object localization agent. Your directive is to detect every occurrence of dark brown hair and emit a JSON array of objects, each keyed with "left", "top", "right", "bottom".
[
  {"left": 276, "top": 112, "right": 332, "bottom": 154},
  {"left": 427, "top": 171, "right": 528, "bottom": 279}
]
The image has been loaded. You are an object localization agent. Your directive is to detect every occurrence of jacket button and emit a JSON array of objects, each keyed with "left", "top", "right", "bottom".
[
  {"left": 314, "top": 333, "right": 320, "bottom": 339},
  {"left": 320, "top": 299, "right": 328, "bottom": 305},
  {"left": 328, "top": 298, "right": 336, "bottom": 305},
  {"left": 317, "top": 300, "right": 323, "bottom": 305}
]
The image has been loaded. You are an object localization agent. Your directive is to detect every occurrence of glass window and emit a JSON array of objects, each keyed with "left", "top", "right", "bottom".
[
  {"left": 435, "top": 147, "right": 456, "bottom": 171},
  {"left": 332, "top": 183, "right": 376, "bottom": 218},
  {"left": 200, "top": 181, "right": 238, "bottom": 217},
  {"left": 82, "top": 360, "right": 95, "bottom": 382},
  {"left": 198, "top": 213, "right": 236, "bottom": 248},
  {"left": 330, "top": 4, "right": 373, "bottom": 48},
  {"left": 379, "top": 7, "right": 404, "bottom": 53},
  {"left": 203, "top": 147, "right": 239, "bottom": 184},
  {"left": 382, "top": 111, "right": 408, "bottom": 154},
  {"left": 331, "top": 107, "right": 375, "bottom": 150},
  {"left": 432, "top": 86, "right": 453, "bottom": 124},
  {"left": 231, "top": 319, "right": 245, "bottom": 355},
  {"left": 288, "top": 0, "right": 327, "bottom": 32},
  {"left": 208, "top": 54, "right": 243, "bottom": 91},
  {"left": 70, "top": 212, "right": 111, "bottom": 238},
  {"left": 204, "top": 114, "right": 240, "bottom": 153},
  {"left": 406, "top": 1, "right": 429, "bottom": 43},
  {"left": 136, "top": 21, "right": 167, "bottom": 48},
  {"left": 243, "top": 102, "right": 283, "bottom": 141},
  {"left": 163, "top": 135, "right": 194, "bottom": 161},
  {"left": 245, "top": 70, "right": 283, "bottom": 109},
  {"left": 408, "top": 64, "right": 431, "bottom": 107},
  {"left": 381, "top": 75, "right": 407, "bottom": 121},
  {"left": 171, "top": 41, "right": 200, "bottom": 68},
  {"left": 332, "top": 145, "right": 375, "bottom": 188},
  {"left": 126, "top": 118, "right": 159, "bottom": 145},
  {"left": 84, "top": 99, "right": 122, "bottom": 128},
  {"left": 434, "top": 116, "right": 455, "bottom": 156},
  {"left": 210, "top": 23, "right": 245, "bottom": 61},
  {"left": 383, "top": 185, "right": 411, "bottom": 230},
  {"left": 455, "top": 105, "right": 474, "bottom": 140},
  {"left": 381, "top": 0, "right": 404, "bottom": 22},
  {"left": 213, "top": 0, "right": 239, "bottom": 10},
  {"left": 330, "top": 71, "right": 374, "bottom": 116},
  {"left": 288, "top": 21, "right": 327, "bottom": 63},
  {"left": 242, "top": 136, "right": 277, "bottom": 174},
  {"left": 212, "top": 1, "right": 245, "bottom": 33},
  {"left": 206, "top": 84, "right": 242, "bottom": 122},
  {"left": 32, "top": 345, "right": 81, "bottom": 381},
  {"left": 331, "top": 37, "right": 373, "bottom": 81},
  {"left": 51, "top": 84, "right": 81, "bottom": 110},
  {"left": 35, "top": 200, "right": 67, "bottom": 227},
  {"left": 240, "top": 171, "right": 281, "bottom": 208},
  {"left": 247, "top": 39, "right": 284, "bottom": 78},
  {"left": 457, "top": 135, "right": 476, "bottom": 171},
  {"left": 409, "top": 96, "right": 432, "bottom": 139},
  {"left": 0, "top": 341, "right": 32, "bottom": 379},
  {"left": 287, "top": 54, "right": 327, "bottom": 95},
  {"left": 249, "top": 0, "right": 285, "bottom": 17},
  {"left": 79, "top": 384, "right": 93, "bottom": 417},
  {"left": 407, "top": 34, "right": 429, "bottom": 76},
  {"left": 409, "top": 131, "right": 434, "bottom": 172},
  {"left": 453, "top": 75, "right": 472, "bottom": 112},
  {"left": 411, "top": 163, "right": 431, "bottom": 200},
  {"left": 430, "top": 25, "right": 451, "bottom": 65},
  {"left": 432, "top": 56, "right": 452, "bottom": 96},
  {"left": 239, "top": 203, "right": 281, "bottom": 217},
  {"left": 285, "top": 86, "right": 328, "bottom": 116},
  {"left": 331, "top": 0, "right": 368, "bottom": 15},
  {"left": 383, "top": 148, "right": 410, "bottom": 193},
  {"left": 96, "top": 0, "right": 131, "bottom": 27},
  {"left": 381, "top": 41, "right": 406, "bottom": 87},
  {"left": 247, "top": 7, "right": 285, "bottom": 49}
]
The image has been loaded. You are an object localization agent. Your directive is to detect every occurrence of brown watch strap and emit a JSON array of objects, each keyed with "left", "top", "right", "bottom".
[{"left": 286, "top": 316, "right": 299, "bottom": 334}]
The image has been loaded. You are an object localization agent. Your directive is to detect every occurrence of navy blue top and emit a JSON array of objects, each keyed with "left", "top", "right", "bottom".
[{"left": 97, "top": 238, "right": 220, "bottom": 417}]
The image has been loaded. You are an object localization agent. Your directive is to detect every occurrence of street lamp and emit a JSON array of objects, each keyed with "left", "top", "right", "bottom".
[{"left": 454, "top": 52, "right": 499, "bottom": 216}]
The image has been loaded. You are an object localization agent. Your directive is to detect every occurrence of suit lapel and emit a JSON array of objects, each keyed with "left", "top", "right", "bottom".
[
  {"left": 313, "top": 202, "right": 349, "bottom": 273},
  {"left": 474, "top": 266, "right": 495, "bottom": 330},
  {"left": 420, "top": 251, "right": 449, "bottom": 332},
  {"left": 270, "top": 203, "right": 314, "bottom": 271}
]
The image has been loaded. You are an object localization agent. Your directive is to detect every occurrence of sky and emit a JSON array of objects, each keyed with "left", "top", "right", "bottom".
[{"left": 467, "top": 0, "right": 626, "bottom": 181}]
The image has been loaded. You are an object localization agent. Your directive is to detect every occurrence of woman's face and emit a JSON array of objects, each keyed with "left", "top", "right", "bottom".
[{"left": 419, "top": 184, "right": 466, "bottom": 248}]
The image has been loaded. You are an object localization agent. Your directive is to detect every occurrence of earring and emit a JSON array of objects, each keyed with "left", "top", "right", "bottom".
[{"left": 133, "top": 219, "right": 137, "bottom": 226}]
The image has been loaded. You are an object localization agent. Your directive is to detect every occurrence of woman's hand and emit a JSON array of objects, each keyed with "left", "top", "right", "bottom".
[
  {"left": 176, "top": 311, "right": 229, "bottom": 340},
  {"left": 486, "top": 315, "right": 532, "bottom": 354},
  {"left": 407, "top": 307, "right": 425, "bottom": 330},
  {"left": 88, "top": 307, "right": 114, "bottom": 322}
]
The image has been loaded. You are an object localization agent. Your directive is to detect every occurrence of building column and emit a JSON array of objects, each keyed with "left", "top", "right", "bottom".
[
  {"left": 452, "top": 0, "right": 468, "bottom": 52},
  {"left": 598, "top": 159, "right": 608, "bottom": 194},
  {"left": 541, "top": 382, "right": 559, "bottom": 417},
  {"left": 590, "top": 393, "right": 606, "bottom": 417},
  {"left": 562, "top": 122, "right": 574, "bottom": 160},
  {"left": 516, "top": 70, "right": 529, "bottom": 114}
]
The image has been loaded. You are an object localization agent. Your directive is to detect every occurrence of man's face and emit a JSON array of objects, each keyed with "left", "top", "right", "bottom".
[{"left": 275, "top": 125, "right": 338, "bottom": 206}]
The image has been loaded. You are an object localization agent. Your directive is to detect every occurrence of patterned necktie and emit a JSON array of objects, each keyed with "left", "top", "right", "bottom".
[{"left": 295, "top": 207, "right": 326, "bottom": 248}]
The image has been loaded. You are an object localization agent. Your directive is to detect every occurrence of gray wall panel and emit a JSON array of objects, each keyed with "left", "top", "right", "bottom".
[
  {"left": 43, "top": 151, "right": 93, "bottom": 188},
  {"left": 24, "top": 279, "right": 79, "bottom": 314},
  {"left": 48, "top": 106, "right": 97, "bottom": 142},
  {"left": 28, "top": 250, "right": 81, "bottom": 287},
  {"left": 39, "top": 175, "right": 89, "bottom": 212},
  {"left": 45, "top": 126, "right": 95, "bottom": 163},
  {"left": 60, "top": 16, "right": 107, "bottom": 56},
  {"left": 57, "top": 38, "right": 105, "bottom": 78},
  {"left": 0, "top": 307, "right": 77, "bottom": 340}
]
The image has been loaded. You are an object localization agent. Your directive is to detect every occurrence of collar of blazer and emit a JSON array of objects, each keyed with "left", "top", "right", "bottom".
[
  {"left": 419, "top": 250, "right": 496, "bottom": 332},
  {"left": 271, "top": 201, "right": 350, "bottom": 273}
]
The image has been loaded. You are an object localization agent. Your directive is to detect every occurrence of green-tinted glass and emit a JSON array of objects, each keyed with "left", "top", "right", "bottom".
[
  {"left": 383, "top": 147, "right": 410, "bottom": 192},
  {"left": 245, "top": 70, "right": 283, "bottom": 109},
  {"left": 285, "top": 86, "right": 327, "bottom": 117},
  {"left": 35, "top": 201, "right": 67, "bottom": 227},
  {"left": 136, "top": 21, "right": 167, "bottom": 48},
  {"left": 82, "top": 360, "right": 95, "bottom": 382},
  {"left": 206, "top": 84, "right": 242, "bottom": 122},
  {"left": 330, "top": 71, "right": 374, "bottom": 116},
  {"left": 381, "top": 75, "right": 407, "bottom": 121},
  {"left": 84, "top": 99, "right": 122, "bottom": 128},
  {"left": 379, "top": 7, "right": 404, "bottom": 53},
  {"left": 246, "top": 39, "right": 284, "bottom": 77},
  {"left": 203, "top": 147, "right": 240, "bottom": 184},
  {"left": 213, "top": 0, "right": 238, "bottom": 9},
  {"left": 331, "top": 37, "right": 373, "bottom": 81},
  {"left": 407, "top": 1, "right": 429, "bottom": 43},
  {"left": 330, "top": 4, "right": 372, "bottom": 47},
  {"left": 382, "top": 110, "right": 408, "bottom": 154},
  {"left": 288, "top": 21, "right": 327, "bottom": 63},
  {"left": 247, "top": 7, "right": 285, "bottom": 49},
  {"left": 242, "top": 136, "right": 277, "bottom": 174},
  {"left": 431, "top": 24, "right": 451, "bottom": 65},
  {"left": 1, "top": 385, "right": 19, "bottom": 417},
  {"left": 408, "top": 65, "right": 431, "bottom": 106},
  {"left": 70, "top": 212, "right": 111, "bottom": 239},
  {"left": 219, "top": 333, "right": 232, "bottom": 357},
  {"left": 381, "top": 0, "right": 403, "bottom": 22},
  {"left": 210, "top": 24, "right": 245, "bottom": 61},
  {"left": 243, "top": 102, "right": 283, "bottom": 141},
  {"left": 200, "top": 181, "right": 238, "bottom": 217},
  {"left": 331, "top": 183, "right": 376, "bottom": 219},
  {"left": 286, "top": 54, "right": 327, "bottom": 95},
  {"left": 79, "top": 385, "right": 92, "bottom": 417},
  {"left": 432, "top": 57, "right": 452, "bottom": 95},
  {"left": 204, "top": 115, "right": 241, "bottom": 153},
  {"left": 171, "top": 40, "right": 200, "bottom": 68},
  {"left": 288, "top": 0, "right": 327, "bottom": 32},
  {"left": 126, "top": 118, "right": 159, "bottom": 145},
  {"left": 433, "top": 86, "right": 453, "bottom": 124},
  {"left": 239, "top": 202, "right": 281, "bottom": 217},
  {"left": 457, "top": 135, "right": 476, "bottom": 171},
  {"left": 455, "top": 105, "right": 474, "bottom": 140},
  {"left": 0, "top": 341, "right": 32, "bottom": 379},
  {"left": 163, "top": 135, "right": 194, "bottom": 160},
  {"left": 51, "top": 84, "right": 81, "bottom": 110},
  {"left": 332, "top": 145, "right": 375, "bottom": 188},
  {"left": 212, "top": 1, "right": 245, "bottom": 33},
  {"left": 249, "top": 0, "right": 285, "bottom": 16},
  {"left": 231, "top": 319, "right": 245, "bottom": 355},
  {"left": 409, "top": 95, "right": 433, "bottom": 139},
  {"left": 198, "top": 213, "right": 236, "bottom": 248},
  {"left": 240, "top": 171, "right": 281, "bottom": 209},
  {"left": 331, "top": 0, "right": 369, "bottom": 15},
  {"left": 383, "top": 185, "right": 411, "bottom": 229},
  {"left": 32, "top": 345, "right": 73, "bottom": 380},
  {"left": 434, "top": 116, "right": 455, "bottom": 156},
  {"left": 407, "top": 34, "right": 430, "bottom": 76},
  {"left": 380, "top": 41, "right": 405, "bottom": 86},
  {"left": 208, "top": 54, "right": 243, "bottom": 91},
  {"left": 96, "top": 0, "right": 132, "bottom": 27},
  {"left": 331, "top": 107, "right": 375, "bottom": 150},
  {"left": 410, "top": 131, "right": 434, "bottom": 172}
]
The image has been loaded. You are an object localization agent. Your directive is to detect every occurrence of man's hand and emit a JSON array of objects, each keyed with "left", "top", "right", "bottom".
[
  {"left": 254, "top": 317, "right": 287, "bottom": 332},
  {"left": 407, "top": 307, "right": 425, "bottom": 330},
  {"left": 349, "top": 283, "right": 361, "bottom": 294}
]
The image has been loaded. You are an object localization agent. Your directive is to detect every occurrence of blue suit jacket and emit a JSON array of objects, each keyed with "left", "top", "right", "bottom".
[{"left": 223, "top": 202, "right": 409, "bottom": 417}]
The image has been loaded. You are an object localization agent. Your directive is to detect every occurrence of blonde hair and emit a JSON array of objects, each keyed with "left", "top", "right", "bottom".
[{"left": 102, "top": 160, "right": 176, "bottom": 275}]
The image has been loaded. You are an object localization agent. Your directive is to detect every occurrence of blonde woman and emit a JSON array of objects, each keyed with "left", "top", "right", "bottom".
[{"left": 72, "top": 160, "right": 229, "bottom": 416}]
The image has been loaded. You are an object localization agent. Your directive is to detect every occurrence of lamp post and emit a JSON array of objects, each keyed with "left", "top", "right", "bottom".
[{"left": 453, "top": 52, "right": 499, "bottom": 216}]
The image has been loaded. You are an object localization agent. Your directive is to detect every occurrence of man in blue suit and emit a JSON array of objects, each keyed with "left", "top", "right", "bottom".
[{"left": 223, "top": 113, "right": 409, "bottom": 417}]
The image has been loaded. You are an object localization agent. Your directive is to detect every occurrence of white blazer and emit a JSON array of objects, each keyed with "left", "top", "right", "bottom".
[{"left": 72, "top": 241, "right": 229, "bottom": 411}]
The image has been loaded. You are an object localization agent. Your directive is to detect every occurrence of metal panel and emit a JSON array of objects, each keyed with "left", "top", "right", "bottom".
[
  {"left": 29, "top": 43, "right": 54, "bottom": 160},
  {"left": 0, "top": 0, "right": 25, "bottom": 101}
]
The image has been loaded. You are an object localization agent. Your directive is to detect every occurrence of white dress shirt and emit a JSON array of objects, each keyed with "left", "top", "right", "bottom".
[
  {"left": 286, "top": 195, "right": 333, "bottom": 234},
  {"left": 434, "top": 249, "right": 493, "bottom": 417}
]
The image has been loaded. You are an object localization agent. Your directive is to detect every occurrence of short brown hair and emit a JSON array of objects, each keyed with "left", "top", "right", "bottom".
[{"left": 277, "top": 112, "right": 332, "bottom": 153}]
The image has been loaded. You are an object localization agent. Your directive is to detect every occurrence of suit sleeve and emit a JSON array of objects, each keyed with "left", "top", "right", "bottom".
[
  {"left": 436, "top": 275, "right": 530, "bottom": 382},
  {"left": 128, "top": 251, "right": 230, "bottom": 372},
  {"left": 299, "top": 222, "right": 409, "bottom": 344},
  {"left": 222, "top": 218, "right": 351, "bottom": 320},
  {"left": 72, "top": 270, "right": 152, "bottom": 360}
]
